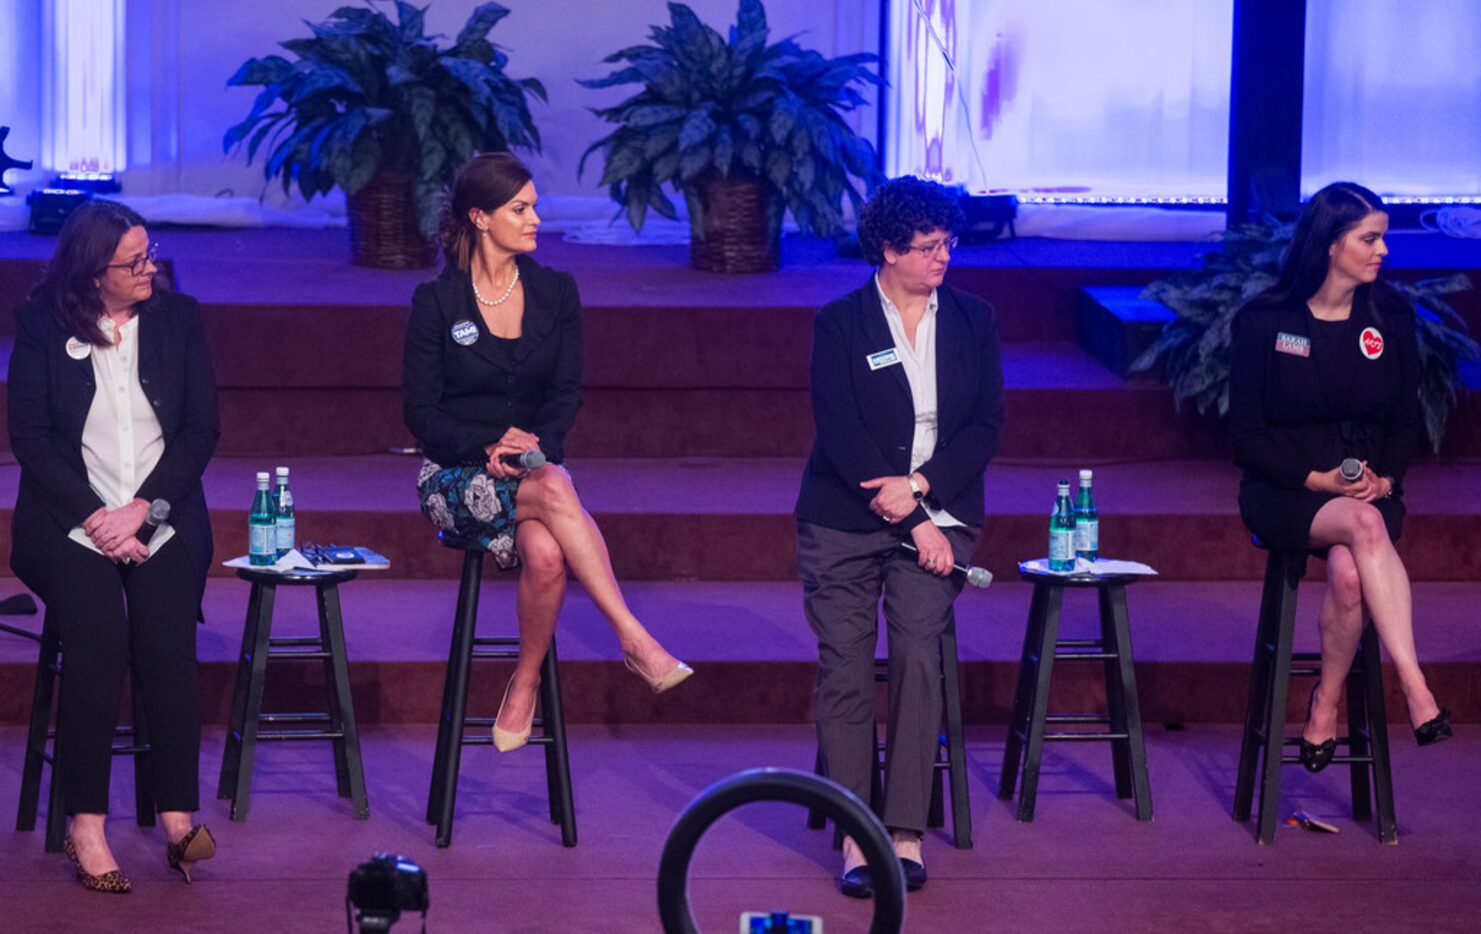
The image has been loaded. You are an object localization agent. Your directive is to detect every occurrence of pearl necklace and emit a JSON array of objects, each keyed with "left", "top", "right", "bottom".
[{"left": 472, "top": 266, "right": 520, "bottom": 306}]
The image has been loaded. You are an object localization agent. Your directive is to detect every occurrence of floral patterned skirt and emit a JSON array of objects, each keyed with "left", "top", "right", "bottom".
[{"left": 416, "top": 459, "right": 522, "bottom": 569}]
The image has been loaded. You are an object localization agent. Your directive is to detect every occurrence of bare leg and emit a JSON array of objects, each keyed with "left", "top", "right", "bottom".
[
  {"left": 841, "top": 831, "right": 923, "bottom": 875},
  {"left": 495, "top": 519, "right": 566, "bottom": 734},
  {"left": 160, "top": 810, "right": 194, "bottom": 844},
  {"left": 1304, "top": 545, "right": 1364, "bottom": 745},
  {"left": 67, "top": 813, "right": 120, "bottom": 875},
  {"left": 1309, "top": 498, "right": 1441, "bottom": 727},
  {"left": 515, "top": 466, "right": 680, "bottom": 673}
]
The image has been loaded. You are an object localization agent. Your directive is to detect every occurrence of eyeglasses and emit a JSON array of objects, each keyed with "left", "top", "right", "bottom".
[
  {"left": 102, "top": 243, "right": 159, "bottom": 277},
  {"left": 903, "top": 236, "right": 958, "bottom": 258}
]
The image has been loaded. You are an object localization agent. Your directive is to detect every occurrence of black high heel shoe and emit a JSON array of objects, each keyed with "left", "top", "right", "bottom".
[
  {"left": 166, "top": 824, "right": 216, "bottom": 883},
  {"left": 1414, "top": 709, "right": 1453, "bottom": 747},
  {"left": 1299, "top": 684, "right": 1337, "bottom": 773}
]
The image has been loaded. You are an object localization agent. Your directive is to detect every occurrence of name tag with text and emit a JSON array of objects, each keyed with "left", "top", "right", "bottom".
[
  {"left": 1274, "top": 332, "right": 1311, "bottom": 357},
  {"left": 867, "top": 348, "right": 901, "bottom": 371}
]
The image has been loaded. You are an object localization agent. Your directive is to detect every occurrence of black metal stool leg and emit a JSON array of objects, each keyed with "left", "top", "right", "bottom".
[
  {"left": 318, "top": 582, "right": 369, "bottom": 819},
  {"left": 539, "top": 638, "right": 577, "bottom": 847},
  {"left": 433, "top": 554, "right": 482, "bottom": 848},
  {"left": 230, "top": 583, "right": 277, "bottom": 822},
  {"left": 1359, "top": 625, "right": 1398, "bottom": 844},
  {"left": 16, "top": 616, "right": 58, "bottom": 832},
  {"left": 1345, "top": 631, "right": 1373, "bottom": 823},
  {"left": 1103, "top": 584, "right": 1152, "bottom": 821},
  {"left": 1099, "top": 588, "right": 1133, "bottom": 801},
  {"left": 999, "top": 582, "right": 1048, "bottom": 801},
  {"left": 1235, "top": 552, "right": 1286, "bottom": 822},
  {"left": 1016, "top": 584, "right": 1064, "bottom": 822},
  {"left": 218, "top": 581, "right": 264, "bottom": 801},
  {"left": 44, "top": 749, "right": 65, "bottom": 853},
  {"left": 939, "top": 621, "right": 972, "bottom": 848},
  {"left": 1255, "top": 553, "right": 1302, "bottom": 844}
]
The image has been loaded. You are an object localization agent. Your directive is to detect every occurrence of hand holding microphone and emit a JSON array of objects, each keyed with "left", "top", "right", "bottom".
[
  {"left": 499, "top": 449, "right": 546, "bottom": 470},
  {"left": 899, "top": 542, "right": 993, "bottom": 588},
  {"left": 136, "top": 498, "right": 170, "bottom": 546},
  {"left": 486, "top": 427, "right": 542, "bottom": 478}
]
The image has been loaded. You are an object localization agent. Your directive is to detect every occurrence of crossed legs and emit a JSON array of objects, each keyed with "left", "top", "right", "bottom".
[
  {"left": 494, "top": 465, "right": 685, "bottom": 733},
  {"left": 1304, "top": 497, "right": 1442, "bottom": 746}
]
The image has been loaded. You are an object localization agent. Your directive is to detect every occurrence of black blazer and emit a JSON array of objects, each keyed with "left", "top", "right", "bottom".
[
  {"left": 796, "top": 278, "right": 1005, "bottom": 533},
  {"left": 1229, "top": 295, "right": 1421, "bottom": 491},
  {"left": 8, "top": 288, "right": 220, "bottom": 603},
  {"left": 403, "top": 255, "right": 582, "bottom": 466}
]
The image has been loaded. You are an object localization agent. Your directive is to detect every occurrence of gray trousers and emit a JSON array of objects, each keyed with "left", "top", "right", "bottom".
[{"left": 798, "top": 521, "right": 976, "bottom": 833}]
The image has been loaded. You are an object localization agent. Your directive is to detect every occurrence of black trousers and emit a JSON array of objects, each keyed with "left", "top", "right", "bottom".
[
  {"left": 798, "top": 521, "right": 975, "bottom": 834},
  {"left": 45, "top": 537, "right": 201, "bottom": 815}
]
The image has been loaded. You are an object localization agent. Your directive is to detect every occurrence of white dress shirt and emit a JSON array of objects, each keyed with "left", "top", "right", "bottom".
[
  {"left": 67, "top": 314, "right": 174, "bottom": 557},
  {"left": 875, "top": 276, "right": 964, "bottom": 528}
]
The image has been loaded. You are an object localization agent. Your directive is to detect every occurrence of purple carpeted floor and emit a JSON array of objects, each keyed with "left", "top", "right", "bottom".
[{"left": 2, "top": 724, "right": 1479, "bottom": 932}]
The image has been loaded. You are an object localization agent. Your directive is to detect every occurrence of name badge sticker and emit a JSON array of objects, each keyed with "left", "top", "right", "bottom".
[
  {"left": 65, "top": 337, "right": 92, "bottom": 360},
  {"left": 1274, "top": 332, "right": 1311, "bottom": 357},
  {"left": 450, "top": 319, "right": 479, "bottom": 346},
  {"left": 867, "top": 347, "right": 901, "bottom": 371},
  {"left": 1360, "top": 326, "right": 1384, "bottom": 360}
]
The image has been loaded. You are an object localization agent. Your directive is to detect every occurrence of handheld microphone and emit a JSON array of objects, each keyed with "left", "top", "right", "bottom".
[
  {"left": 1340, "top": 458, "right": 1364, "bottom": 482},
  {"left": 500, "top": 449, "right": 546, "bottom": 470},
  {"left": 136, "top": 498, "right": 170, "bottom": 545},
  {"left": 900, "top": 543, "right": 993, "bottom": 588}
]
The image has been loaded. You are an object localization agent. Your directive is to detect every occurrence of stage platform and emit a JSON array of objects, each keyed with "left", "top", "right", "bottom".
[{"left": 2, "top": 724, "right": 1479, "bottom": 931}]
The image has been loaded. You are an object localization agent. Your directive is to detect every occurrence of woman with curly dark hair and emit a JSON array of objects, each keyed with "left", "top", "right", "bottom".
[
  {"left": 796, "top": 176, "right": 1004, "bottom": 897},
  {"left": 1230, "top": 181, "right": 1450, "bottom": 770},
  {"left": 403, "top": 153, "right": 691, "bottom": 754}
]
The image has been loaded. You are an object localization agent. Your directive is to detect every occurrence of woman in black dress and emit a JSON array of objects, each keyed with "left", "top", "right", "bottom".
[
  {"left": 1230, "top": 181, "right": 1450, "bottom": 771},
  {"left": 403, "top": 154, "right": 691, "bottom": 753}
]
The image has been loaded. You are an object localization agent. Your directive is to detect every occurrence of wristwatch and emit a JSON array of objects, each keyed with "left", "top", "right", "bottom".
[{"left": 908, "top": 474, "right": 924, "bottom": 502}]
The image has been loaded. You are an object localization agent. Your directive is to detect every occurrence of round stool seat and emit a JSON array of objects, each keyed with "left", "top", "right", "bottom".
[
  {"left": 234, "top": 566, "right": 358, "bottom": 586},
  {"left": 1017, "top": 567, "right": 1141, "bottom": 588},
  {"left": 437, "top": 530, "right": 488, "bottom": 553}
]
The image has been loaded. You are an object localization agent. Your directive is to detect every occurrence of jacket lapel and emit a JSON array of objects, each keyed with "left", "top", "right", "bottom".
[
  {"left": 934, "top": 288, "right": 962, "bottom": 420},
  {"left": 510, "top": 256, "right": 554, "bottom": 365},
  {"left": 858, "top": 275, "right": 912, "bottom": 403},
  {"left": 437, "top": 268, "right": 504, "bottom": 369}
]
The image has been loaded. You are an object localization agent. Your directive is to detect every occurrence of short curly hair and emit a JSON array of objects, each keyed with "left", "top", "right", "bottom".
[{"left": 856, "top": 176, "right": 964, "bottom": 266}]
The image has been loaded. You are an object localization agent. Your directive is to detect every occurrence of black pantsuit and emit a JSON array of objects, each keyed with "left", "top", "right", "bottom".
[
  {"left": 8, "top": 287, "right": 219, "bottom": 817},
  {"left": 49, "top": 538, "right": 201, "bottom": 813}
]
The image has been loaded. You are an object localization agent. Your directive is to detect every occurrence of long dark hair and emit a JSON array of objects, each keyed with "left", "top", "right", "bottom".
[
  {"left": 438, "top": 153, "right": 533, "bottom": 272},
  {"left": 32, "top": 200, "right": 163, "bottom": 346},
  {"left": 1248, "top": 181, "right": 1407, "bottom": 322}
]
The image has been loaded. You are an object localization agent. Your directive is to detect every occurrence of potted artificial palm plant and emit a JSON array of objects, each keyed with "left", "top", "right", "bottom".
[
  {"left": 579, "top": 0, "right": 883, "bottom": 273},
  {"left": 224, "top": 1, "right": 544, "bottom": 269}
]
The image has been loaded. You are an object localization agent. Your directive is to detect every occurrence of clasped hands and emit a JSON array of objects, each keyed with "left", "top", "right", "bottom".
[
  {"left": 861, "top": 473, "right": 953, "bottom": 577},
  {"left": 1305, "top": 461, "right": 1392, "bottom": 502},
  {"left": 83, "top": 499, "right": 150, "bottom": 564},
  {"left": 484, "top": 426, "right": 541, "bottom": 480}
]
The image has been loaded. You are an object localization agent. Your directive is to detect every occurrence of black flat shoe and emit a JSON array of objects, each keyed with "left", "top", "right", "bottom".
[
  {"left": 839, "top": 866, "right": 873, "bottom": 899},
  {"left": 1299, "top": 685, "right": 1337, "bottom": 773},
  {"left": 900, "top": 857, "right": 927, "bottom": 892},
  {"left": 1415, "top": 709, "right": 1453, "bottom": 747}
]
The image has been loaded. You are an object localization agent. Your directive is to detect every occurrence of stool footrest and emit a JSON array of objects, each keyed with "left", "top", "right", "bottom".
[
  {"left": 1053, "top": 652, "right": 1118, "bottom": 661},
  {"left": 266, "top": 650, "right": 332, "bottom": 660},
  {"left": 1055, "top": 640, "right": 1106, "bottom": 649},
  {"left": 269, "top": 637, "right": 324, "bottom": 647},
  {"left": 1046, "top": 714, "right": 1112, "bottom": 724},
  {"left": 1045, "top": 731, "right": 1131, "bottom": 742},
  {"left": 470, "top": 650, "right": 519, "bottom": 661},
  {"left": 259, "top": 712, "right": 331, "bottom": 723},
  {"left": 256, "top": 730, "right": 346, "bottom": 741}
]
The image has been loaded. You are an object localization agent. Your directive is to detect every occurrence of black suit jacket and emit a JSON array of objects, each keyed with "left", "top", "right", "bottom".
[
  {"left": 8, "top": 288, "right": 220, "bottom": 603},
  {"left": 403, "top": 255, "right": 583, "bottom": 466},
  {"left": 1229, "top": 295, "right": 1421, "bottom": 492},
  {"left": 796, "top": 278, "right": 1005, "bottom": 532}
]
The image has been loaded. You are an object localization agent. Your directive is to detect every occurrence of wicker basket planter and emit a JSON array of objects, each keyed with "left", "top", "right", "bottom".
[
  {"left": 346, "top": 170, "right": 439, "bottom": 270},
  {"left": 689, "top": 176, "right": 780, "bottom": 274}
]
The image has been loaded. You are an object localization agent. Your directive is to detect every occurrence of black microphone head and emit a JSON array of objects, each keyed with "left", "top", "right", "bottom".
[
  {"left": 147, "top": 499, "right": 171, "bottom": 524},
  {"left": 522, "top": 449, "right": 546, "bottom": 470}
]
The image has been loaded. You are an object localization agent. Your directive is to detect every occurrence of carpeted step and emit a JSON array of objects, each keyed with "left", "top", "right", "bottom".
[
  {"left": 1, "top": 456, "right": 1476, "bottom": 583},
  {"left": 0, "top": 577, "right": 1473, "bottom": 726}
]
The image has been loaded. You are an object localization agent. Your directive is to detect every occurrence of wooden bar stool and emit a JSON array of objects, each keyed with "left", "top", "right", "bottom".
[
  {"left": 425, "top": 540, "right": 576, "bottom": 848},
  {"left": 14, "top": 611, "right": 154, "bottom": 852},
  {"left": 806, "top": 621, "right": 973, "bottom": 849},
  {"left": 1232, "top": 545, "right": 1396, "bottom": 844},
  {"left": 999, "top": 568, "right": 1152, "bottom": 822},
  {"left": 217, "top": 567, "right": 368, "bottom": 822}
]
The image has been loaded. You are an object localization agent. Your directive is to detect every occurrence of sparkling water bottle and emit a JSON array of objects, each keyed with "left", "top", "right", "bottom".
[
  {"left": 274, "top": 466, "right": 295, "bottom": 558},
  {"left": 249, "top": 472, "right": 276, "bottom": 566},
  {"left": 1074, "top": 468, "right": 1099, "bottom": 561},
  {"left": 1049, "top": 480, "right": 1076, "bottom": 572}
]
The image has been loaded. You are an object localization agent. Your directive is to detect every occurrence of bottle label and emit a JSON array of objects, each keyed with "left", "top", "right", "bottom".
[
  {"left": 1075, "top": 519, "right": 1098, "bottom": 553},
  {"left": 1049, "top": 529, "right": 1074, "bottom": 562},
  {"left": 275, "top": 518, "right": 296, "bottom": 552},
  {"left": 250, "top": 524, "right": 275, "bottom": 558}
]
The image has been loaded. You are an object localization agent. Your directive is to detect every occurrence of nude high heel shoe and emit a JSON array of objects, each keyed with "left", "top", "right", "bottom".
[
  {"left": 623, "top": 653, "right": 694, "bottom": 694},
  {"left": 492, "top": 678, "right": 535, "bottom": 752}
]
